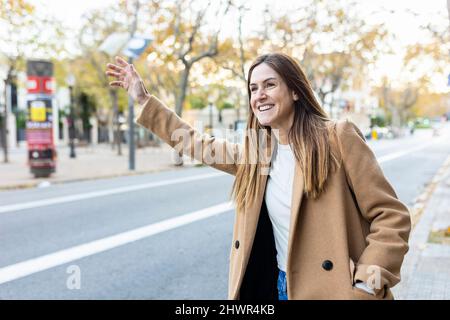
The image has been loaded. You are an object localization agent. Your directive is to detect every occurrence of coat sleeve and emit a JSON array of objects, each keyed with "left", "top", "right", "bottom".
[
  {"left": 336, "top": 119, "right": 411, "bottom": 296},
  {"left": 135, "top": 95, "right": 241, "bottom": 176}
]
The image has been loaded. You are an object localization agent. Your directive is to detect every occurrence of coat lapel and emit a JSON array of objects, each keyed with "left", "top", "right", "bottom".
[
  {"left": 244, "top": 131, "right": 276, "bottom": 256},
  {"left": 242, "top": 139, "right": 273, "bottom": 263},
  {"left": 234, "top": 134, "right": 305, "bottom": 299},
  {"left": 286, "top": 160, "right": 304, "bottom": 273},
  {"left": 235, "top": 131, "right": 274, "bottom": 298},
  {"left": 242, "top": 173, "right": 269, "bottom": 255}
]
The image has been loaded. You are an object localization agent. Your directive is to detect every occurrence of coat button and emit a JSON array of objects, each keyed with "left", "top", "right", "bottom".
[
  {"left": 322, "top": 260, "right": 333, "bottom": 271},
  {"left": 235, "top": 240, "right": 240, "bottom": 249}
]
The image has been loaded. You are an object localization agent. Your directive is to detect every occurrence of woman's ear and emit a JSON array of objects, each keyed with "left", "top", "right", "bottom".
[{"left": 292, "top": 92, "right": 299, "bottom": 101}]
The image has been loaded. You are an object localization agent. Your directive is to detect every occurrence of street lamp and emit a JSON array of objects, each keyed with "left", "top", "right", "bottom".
[{"left": 66, "top": 74, "right": 76, "bottom": 158}]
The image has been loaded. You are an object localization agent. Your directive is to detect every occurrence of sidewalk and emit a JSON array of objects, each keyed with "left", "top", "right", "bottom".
[
  {"left": 0, "top": 143, "right": 200, "bottom": 190},
  {"left": 392, "top": 155, "right": 450, "bottom": 299}
]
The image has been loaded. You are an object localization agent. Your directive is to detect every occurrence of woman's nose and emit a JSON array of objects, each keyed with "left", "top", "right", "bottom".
[{"left": 255, "top": 88, "right": 267, "bottom": 101}]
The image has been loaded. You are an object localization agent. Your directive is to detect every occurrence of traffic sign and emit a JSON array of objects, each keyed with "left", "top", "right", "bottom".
[
  {"left": 122, "top": 35, "right": 152, "bottom": 58},
  {"left": 99, "top": 33, "right": 152, "bottom": 59}
]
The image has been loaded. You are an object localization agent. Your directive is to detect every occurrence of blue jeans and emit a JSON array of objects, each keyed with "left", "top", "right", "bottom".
[{"left": 277, "top": 269, "right": 288, "bottom": 300}]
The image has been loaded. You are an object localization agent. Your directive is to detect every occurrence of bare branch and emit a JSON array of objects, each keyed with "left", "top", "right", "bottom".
[{"left": 179, "top": 4, "right": 208, "bottom": 63}]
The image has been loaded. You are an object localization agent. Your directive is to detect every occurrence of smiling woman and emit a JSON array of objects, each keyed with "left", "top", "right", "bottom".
[
  {"left": 105, "top": 53, "right": 411, "bottom": 301},
  {"left": 236, "top": 54, "right": 337, "bottom": 213},
  {"left": 249, "top": 64, "right": 297, "bottom": 138}
]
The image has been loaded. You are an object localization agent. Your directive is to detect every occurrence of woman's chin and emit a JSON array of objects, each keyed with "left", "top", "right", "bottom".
[{"left": 256, "top": 117, "right": 273, "bottom": 127}]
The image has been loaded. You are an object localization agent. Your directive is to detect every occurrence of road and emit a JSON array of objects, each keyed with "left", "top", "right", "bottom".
[{"left": 0, "top": 126, "right": 449, "bottom": 299}]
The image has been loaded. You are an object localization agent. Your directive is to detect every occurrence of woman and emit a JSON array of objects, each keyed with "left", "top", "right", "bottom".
[{"left": 105, "top": 53, "right": 411, "bottom": 300}]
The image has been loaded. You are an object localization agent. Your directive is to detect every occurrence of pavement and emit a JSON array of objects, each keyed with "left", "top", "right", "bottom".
[
  {"left": 392, "top": 154, "right": 450, "bottom": 299},
  {"left": 0, "top": 142, "right": 200, "bottom": 190}
]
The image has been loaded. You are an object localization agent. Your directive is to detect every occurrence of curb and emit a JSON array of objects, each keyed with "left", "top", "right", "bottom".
[
  {"left": 409, "top": 155, "right": 450, "bottom": 230},
  {"left": 0, "top": 163, "right": 205, "bottom": 192}
]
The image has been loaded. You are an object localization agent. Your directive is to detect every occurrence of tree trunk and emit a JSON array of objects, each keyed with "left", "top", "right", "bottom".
[
  {"left": 175, "top": 66, "right": 190, "bottom": 117},
  {"left": 172, "top": 67, "right": 191, "bottom": 166}
]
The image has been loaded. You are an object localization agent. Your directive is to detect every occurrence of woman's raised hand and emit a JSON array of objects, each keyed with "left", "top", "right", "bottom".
[{"left": 106, "top": 56, "right": 150, "bottom": 105}]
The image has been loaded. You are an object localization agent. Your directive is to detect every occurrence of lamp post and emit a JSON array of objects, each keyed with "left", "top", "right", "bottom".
[
  {"left": 99, "top": 0, "right": 151, "bottom": 170},
  {"left": 127, "top": 0, "right": 139, "bottom": 171},
  {"left": 66, "top": 74, "right": 76, "bottom": 158},
  {"left": 128, "top": 56, "right": 135, "bottom": 170},
  {"left": 208, "top": 89, "right": 220, "bottom": 133},
  {"left": 208, "top": 101, "right": 213, "bottom": 132}
]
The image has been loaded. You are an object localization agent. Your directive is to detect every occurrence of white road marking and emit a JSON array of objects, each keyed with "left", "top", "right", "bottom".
[
  {"left": 0, "top": 172, "right": 226, "bottom": 214},
  {"left": 377, "top": 142, "right": 440, "bottom": 163},
  {"left": 0, "top": 201, "right": 234, "bottom": 285}
]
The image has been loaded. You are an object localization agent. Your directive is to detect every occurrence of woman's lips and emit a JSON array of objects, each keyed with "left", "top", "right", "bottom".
[{"left": 258, "top": 104, "right": 274, "bottom": 112}]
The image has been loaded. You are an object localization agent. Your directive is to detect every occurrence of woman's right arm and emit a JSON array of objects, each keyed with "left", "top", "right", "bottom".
[{"left": 106, "top": 56, "right": 241, "bottom": 176}]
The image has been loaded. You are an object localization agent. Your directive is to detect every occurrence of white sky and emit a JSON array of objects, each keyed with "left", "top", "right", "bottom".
[{"left": 35, "top": 0, "right": 449, "bottom": 92}]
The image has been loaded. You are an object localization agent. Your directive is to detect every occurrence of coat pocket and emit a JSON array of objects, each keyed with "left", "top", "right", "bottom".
[
  {"left": 349, "top": 258, "right": 382, "bottom": 300},
  {"left": 349, "top": 258, "right": 379, "bottom": 300}
]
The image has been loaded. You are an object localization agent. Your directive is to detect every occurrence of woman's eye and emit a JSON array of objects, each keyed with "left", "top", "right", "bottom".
[
  {"left": 266, "top": 83, "right": 274, "bottom": 88},
  {"left": 250, "top": 87, "right": 257, "bottom": 92}
]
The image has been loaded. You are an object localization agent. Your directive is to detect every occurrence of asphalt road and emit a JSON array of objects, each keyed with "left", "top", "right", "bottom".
[{"left": 0, "top": 126, "right": 449, "bottom": 299}]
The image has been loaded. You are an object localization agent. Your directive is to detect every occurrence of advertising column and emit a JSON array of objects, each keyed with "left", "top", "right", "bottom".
[{"left": 26, "top": 60, "right": 56, "bottom": 178}]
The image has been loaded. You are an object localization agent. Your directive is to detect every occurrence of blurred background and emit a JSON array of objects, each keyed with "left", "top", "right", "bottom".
[{"left": 0, "top": 0, "right": 449, "bottom": 299}]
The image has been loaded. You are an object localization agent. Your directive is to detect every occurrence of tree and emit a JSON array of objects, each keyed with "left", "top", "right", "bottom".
[
  {"left": 216, "top": 2, "right": 251, "bottom": 84},
  {"left": 374, "top": 75, "right": 428, "bottom": 132},
  {"left": 211, "top": 2, "right": 258, "bottom": 121},
  {"left": 140, "top": 0, "right": 232, "bottom": 117},
  {"left": 412, "top": 91, "right": 448, "bottom": 118},
  {"left": 73, "top": 2, "right": 132, "bottom": 154},
  {"left": 376, "top": 11, "right": 449, "bottom": 127},
  {"left": 243, "top": 1, "right": 390, "bottom": 118},
  {"left": 0, "top": 0, "right": 64, "bottom": 162}
]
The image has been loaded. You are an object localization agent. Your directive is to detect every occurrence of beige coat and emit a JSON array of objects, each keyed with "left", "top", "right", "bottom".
[{"left": 136, "top": 96, "right": 411, "bottom": 300}]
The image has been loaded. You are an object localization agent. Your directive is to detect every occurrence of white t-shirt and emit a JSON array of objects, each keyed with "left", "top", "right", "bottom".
[
  {"left": 264, "top": 142, "right": 376, "bottom": 295},
  {"left": 264, "top": 142, "right": 296, "bottom": 272}
]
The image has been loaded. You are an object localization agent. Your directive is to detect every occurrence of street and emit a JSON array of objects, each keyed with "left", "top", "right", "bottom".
[{"left": 0, "top": 126, "right": 449, "bottom": 299}]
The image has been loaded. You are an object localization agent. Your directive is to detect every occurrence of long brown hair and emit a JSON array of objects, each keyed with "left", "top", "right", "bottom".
[{"left": 231, "top": 53, "right": 340, "bottom": 213}]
